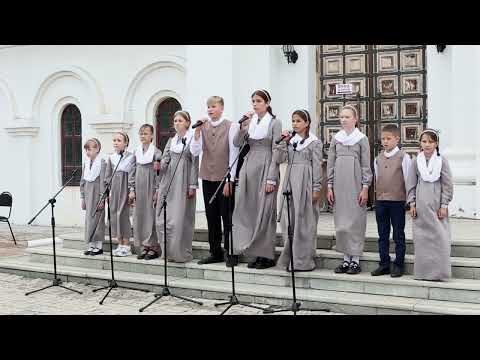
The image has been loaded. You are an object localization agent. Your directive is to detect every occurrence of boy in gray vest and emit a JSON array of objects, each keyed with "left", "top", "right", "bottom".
[
  {"left": 190, "top": 96, "right": 240, "bottom": 264},
  {"left": 371, "top": 124, "right": 412, "bottom": 277}
]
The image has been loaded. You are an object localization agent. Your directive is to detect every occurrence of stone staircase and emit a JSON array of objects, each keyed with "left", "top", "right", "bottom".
[{"left": 2, "top": 228, "right": 480, "bottom": 314}]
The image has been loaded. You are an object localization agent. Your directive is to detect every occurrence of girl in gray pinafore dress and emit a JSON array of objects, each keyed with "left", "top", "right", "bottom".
[
  {"left": 406, "top": 129, "right": 453, "bottom": 281},
  {"left": 105, "top": 132, "right": 135, "bottom": 257},
  {"left": 80, "top": 138, "right": 106, "bottom": 256},
  {"left": 277, "top": 110, "right": 324, "bottom": 272},
  {"left": 156, "top": 111, "right": 199, "bottom": 263},
  {"left": 129, "top": 124, "right": 163, "bottom": 260},
  {"left": 232, "top": 89, "right": 282, "bottom": 269},
  {"left": 327, "top": 105, "right": 373, "bottom": 275}
]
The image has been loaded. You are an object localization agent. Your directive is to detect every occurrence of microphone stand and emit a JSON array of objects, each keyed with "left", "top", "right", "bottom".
[
  {"left": 25, "top": 169, "right": 83, "bottom": 296},
  {"left": 263, "top": 140, "right": 329, "bottom": 315},
  {"left": 139, "top": 137, "right": 203, "bottom": 312},
  {"left": 211, "top": 132, "right": 268, "bottom": 315},
  {"left": 92, "top": 151, "right": 149, "bottom": 305}
]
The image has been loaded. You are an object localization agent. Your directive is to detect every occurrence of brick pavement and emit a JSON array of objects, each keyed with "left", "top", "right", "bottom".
[{"left": 0, "top": 273, "right": 338, "bottom": 315}]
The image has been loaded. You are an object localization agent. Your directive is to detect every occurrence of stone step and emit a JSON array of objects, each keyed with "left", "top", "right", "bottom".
[
  {"left": 61, "top": 231, "right": 480, "bottom": 258},
  {"left": 23, "top": 246, "right": 480, "bottom": 304},
  {"left": 2, "top": 255, "right": 480, "bottom": 314},
  {"left": 189, "top": 241, "right": 480, "bottom": 280},
  {"left": 37, "top": 238, "right": 480, "bottom": 280}
]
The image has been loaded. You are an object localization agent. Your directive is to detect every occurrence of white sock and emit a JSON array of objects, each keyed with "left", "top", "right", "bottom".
[
  {"left": 343, "top": 254, "right": 351, "bottom": 262},
  {"left": 351, "top": 256, "right": 360, "bottom": 264}
]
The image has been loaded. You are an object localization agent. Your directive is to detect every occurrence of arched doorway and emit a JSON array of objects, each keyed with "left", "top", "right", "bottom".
[{"left": 155, "top": 97, "right": 181, "bottom": 152}]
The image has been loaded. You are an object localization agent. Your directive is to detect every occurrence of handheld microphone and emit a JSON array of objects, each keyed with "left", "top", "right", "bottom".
[
  {"left": 154, "top": 153, "right": 162, "bottom": 177},
  {"left": 192, "top": 119, "right": 206, "bottom": 129},
  {"left": 275, "top": 131, "right": 296, "bottom": 145},
  {"left": 238, "top": 115, "right": 250, "bottom": 124}
]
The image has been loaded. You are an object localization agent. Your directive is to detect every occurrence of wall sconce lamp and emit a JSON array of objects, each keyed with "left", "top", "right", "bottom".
[
  {"left": 282, "top": 45, "right": 298, "bottom": 64},
  {"left": 436, "top": 45, "right": 446, "bottom": 53}
]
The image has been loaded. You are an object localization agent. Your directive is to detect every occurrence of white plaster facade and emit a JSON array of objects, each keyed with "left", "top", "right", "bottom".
[{"left": 0, "top": 45, "right": 478, "bottom": 226}]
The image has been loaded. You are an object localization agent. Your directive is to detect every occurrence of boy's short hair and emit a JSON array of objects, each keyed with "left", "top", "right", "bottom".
[
  {"left": 206, "top": 96, "right": 224, "bottom": 107},
  {"left": 381, "top": 124, "right": 400, "bottom": 137}
]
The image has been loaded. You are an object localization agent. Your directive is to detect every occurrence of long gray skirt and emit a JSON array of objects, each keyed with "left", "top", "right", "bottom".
[
  {"left": 132, "top": 163, "right": 159, "bottom": 248},
  {"left": 156, "top": 152, "right": 196, "bottom": 262},
  {"left": 109, "top": 171, "right": 131, "bottom": 239},
  {"left": 277, "top": 163, "right": 319, "bottom": 271},
  {"left": 410, "top": 165, "right": 452, "bottom": 280},
  {"left": 84, "top": 177, "right": 105, "bottom": 246},
  {"left": 232, "top": 145, "right": 278, "bottom": 260},
  {"left": 333, "top": 155, "right": 367, "bottom": 256}
]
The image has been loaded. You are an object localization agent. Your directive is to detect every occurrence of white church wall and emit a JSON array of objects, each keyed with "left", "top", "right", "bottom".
[
  {"left": 1, "top": 45, "right": 187, "bottom": 225},
  {"left": 427, "top": 45, "right": 480, "bottom": 218}
]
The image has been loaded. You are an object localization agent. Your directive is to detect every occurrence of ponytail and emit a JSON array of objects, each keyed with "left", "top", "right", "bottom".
[{"left": 267, "top": 105, "right": 276, "bottom": 119}]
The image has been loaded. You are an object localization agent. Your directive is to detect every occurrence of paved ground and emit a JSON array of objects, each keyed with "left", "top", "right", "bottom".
[{"left": 0, "top": 273, "right": 339, "bottom": 315}]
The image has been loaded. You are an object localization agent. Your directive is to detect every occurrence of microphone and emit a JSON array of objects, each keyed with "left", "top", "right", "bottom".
[
  {"left": 275, "top": 131, "right": 296, "bottom": 145},
  {"left": 192, "top": 119, "right": 206, "bottom": 129},
  {"left": 238, "top": 115, "right": 249, "bottom": 124},
  {"left": 182, "top": 137, "right": 187, "bottom": 145},
  {"left": 154, "top": 154, "right": 162, "bottom": 177}
]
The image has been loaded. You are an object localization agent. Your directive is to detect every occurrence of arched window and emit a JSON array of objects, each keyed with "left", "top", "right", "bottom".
[
  {"left": 155, "top": 97, "right": 181, "bottom": 152},
  {"left": 60, "top": 104, "right": 82, "bottom": 186}
]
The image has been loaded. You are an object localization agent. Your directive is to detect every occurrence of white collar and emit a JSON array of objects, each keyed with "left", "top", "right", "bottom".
[
  {"left": 383, "top": 146, "right": 400, "bottom": 158},
  {"left": 291, "top": 133, "right": 318, "bottom": 151},
  {"left": 110, "top": 151, "right": 134, "bottom": 173},
  {"left": 83, "top": 155, "right": 102, "bottom": 182},
  {"left": 417, "top": 151, "right": 442, "bottom": 182},
  {"left": 171, "top": 129, "right": 194, "bottom": 153},
  {"left": 209, "top": 116, "right": 225, "bottom": 127},
  {"left": 135, "top": 143, "right": 155, "bottom": 165},
  {"left": 248, "top": 112, "right": 273, "bottom": 140},
  {"left": 334, "top": 128, "right": 365, "bottom": 146}
]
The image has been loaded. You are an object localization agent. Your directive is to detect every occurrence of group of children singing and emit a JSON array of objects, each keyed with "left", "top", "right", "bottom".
[{"left": 80, "top": 90, "right": 454, "bottom": 282}]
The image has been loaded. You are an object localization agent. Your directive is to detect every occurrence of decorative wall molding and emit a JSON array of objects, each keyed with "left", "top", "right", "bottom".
[
  {"left": 89, "top": 114, "right": 133, "bottom": 134},
  {"left": 32, "top": 65, "right": 106, "bottom": 117},
  {"left": 452, "top": 177, "right": 477, "bottom": 186},
  {"left": 0, "top": 74, "right": 18, "bottom": 120},
  {"left": 123, "top": 58, "right": 186, "bottom": 119},
  {"left": 4, "top": 116, "right": 39, "bottom": 137}
]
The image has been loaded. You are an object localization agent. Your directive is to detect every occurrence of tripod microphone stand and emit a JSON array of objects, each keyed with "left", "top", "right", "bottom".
[
  {"left": 139, "top": 137, "right": 203, "bottom": 312},
  {"left": 211, "top": 133, "right": 268, "bottom": 315},
  {"left": 92, "top": 151, "right": 149, "bottom": 305},
  {"left": 25, "top": 169, "right": 83, "bottom": 296},
  {"left": 263, "top": 140, "right": 329, "bottom": 315}
]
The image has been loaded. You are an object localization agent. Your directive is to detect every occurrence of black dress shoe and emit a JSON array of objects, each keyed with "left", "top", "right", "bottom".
[
  {"left": 144, "top": 250, "right": 159, "bottom": 260},
  {"left": 84, "top": 249, "right": 93, "bottom": 256},
  {"left": 137, "top": 249, "right": 148, "bottom": 260},
  {"left": 334, "top": 261, "right": 350, "bottom": 274},
  {"left": 346, "top": 261, "right": 361, "bottom": 275},
  {"left": 371, "top": 265, "right": 390, "bottom": 276},
  {"left": 255, "top": 257, "right": 276, "bottom": 269},
  {"left": 198, "top": 254, "right": 224, "bottom": 265},
  {"left": 90, "top": 248, "right": 103, "bottom": 256},
  {"left": 391, "top": 265, "right": 404, "bottom": 278},
  {"left": 247, "top": 258, "right": 259, "bottom": 268}
]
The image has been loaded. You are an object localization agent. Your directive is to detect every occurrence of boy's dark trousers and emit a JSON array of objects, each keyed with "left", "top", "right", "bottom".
[
  {"left": 202, "top": 179, "right": 235, "bottom": 259},
  {"left": 375, "top": 200, "right": 406, "bottom": 269}
]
